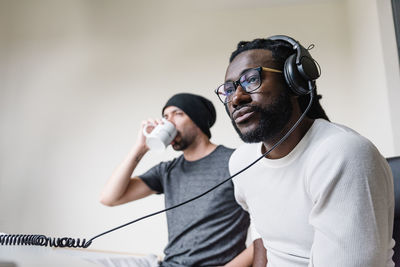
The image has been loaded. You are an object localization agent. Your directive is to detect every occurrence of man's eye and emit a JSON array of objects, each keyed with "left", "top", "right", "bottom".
[
  {"left": 224, "top": 87, "right": 235, "bottom": 95},
  {"left": 247, "top": 75, "right": 259, "bottom": 84}
]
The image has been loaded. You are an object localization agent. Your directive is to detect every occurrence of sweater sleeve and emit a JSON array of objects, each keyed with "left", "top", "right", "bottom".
[{"left": 305, "top": 133, "right": 394, "bottom": 267}]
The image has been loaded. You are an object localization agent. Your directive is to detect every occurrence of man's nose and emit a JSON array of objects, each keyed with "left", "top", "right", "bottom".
[{"left": 231, "top": 86, "right": 251, "bottom": 108}]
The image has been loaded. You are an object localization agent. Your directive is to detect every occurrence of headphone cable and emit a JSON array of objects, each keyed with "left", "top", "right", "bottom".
[
  {"left": 83, "top": 84, "right": 315, "bottom": 248},
  {"left": 0, "top": 84, "right": 315, "bottom": 249}
]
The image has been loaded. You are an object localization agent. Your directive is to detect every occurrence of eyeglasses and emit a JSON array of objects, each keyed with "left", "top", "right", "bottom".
[{"left": 215, "top": 67, "right": 283, "bottom": 104}]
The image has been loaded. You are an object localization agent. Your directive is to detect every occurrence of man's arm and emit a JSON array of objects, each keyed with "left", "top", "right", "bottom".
[
  {"left": 100, "top": 121, "right": 157, "bottom": 206},
  {"left": 253, "top": 238, "right": 267, "bottom": 267},
  {"left": 307, "top": 135, "right": 394, "bottom": 266},
  {"left": 223, "top": 244, "right": 254, "bottom": 267}
]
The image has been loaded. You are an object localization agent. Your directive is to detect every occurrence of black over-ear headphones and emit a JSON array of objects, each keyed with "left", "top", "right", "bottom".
[{"left": 267, "top": 35, "right": 320, "bottom": 96}]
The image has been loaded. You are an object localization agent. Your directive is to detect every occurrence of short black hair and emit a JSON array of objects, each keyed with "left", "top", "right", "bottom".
[
  {"left": 229, "top": 38, "right": 329, "bottom": 121},
  {"left": 230, "top": 38, "right": 292, "bottom": 67}
]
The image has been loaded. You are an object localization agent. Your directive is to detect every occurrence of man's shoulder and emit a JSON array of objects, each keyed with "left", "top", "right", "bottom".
[
  {"left": 311, "top": 119, "right": 378, "bottom": 157},
  {"left": 215, "top": 144, "right": 235, "bottom": 155},
  {"left": 203, "top": 145, "right": 235, "bottom": 161},
  {"left": 305, "top": 120, "right": 388, "bottom": 179},
  {"left": 311, "top": 119, "right": 359, "bottom": 140},
  {"left": 152, "top": 155, "right": 185, "bottom": 172}
]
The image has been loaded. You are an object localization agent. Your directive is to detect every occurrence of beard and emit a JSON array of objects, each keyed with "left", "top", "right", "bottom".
[
  {"left": 230, "top": 90, "right": 293, "bottom": 143},
  {"left": 172, "top": 138, "right": 189, "bottom": 151},
  {"left": 171, "top": 131, "right": 195, "bottom": 151}
]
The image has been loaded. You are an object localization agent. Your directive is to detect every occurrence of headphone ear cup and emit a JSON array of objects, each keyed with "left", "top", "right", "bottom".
[
  {"left": 298, "top": 55, "right": 320, "bottom": 81},
  {"left": 284, "top": 54, "right": 312, "bottom": 96}
]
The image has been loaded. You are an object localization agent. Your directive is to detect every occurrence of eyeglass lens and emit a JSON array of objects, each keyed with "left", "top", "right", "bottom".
[{"left": 217, "top": 68, "right": 261, "bottom": 103}]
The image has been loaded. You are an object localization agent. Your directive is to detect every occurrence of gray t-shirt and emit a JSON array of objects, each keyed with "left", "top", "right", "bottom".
[{"left": 139, "top": 145, "right": 250, "bottom": 267}]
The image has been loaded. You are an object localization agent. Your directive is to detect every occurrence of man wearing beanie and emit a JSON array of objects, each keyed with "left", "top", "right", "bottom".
[{"left": 100, "top": 93, "right": 252, "bottom": 267}]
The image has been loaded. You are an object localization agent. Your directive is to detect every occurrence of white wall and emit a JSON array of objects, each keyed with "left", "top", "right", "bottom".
[
  {"left": 0, "top": 0, "right": 398, "bottom": 256},
  {"left": 376, "top": 0, "right": 400, "bottom": 155},
  {"left": 344, "top": 0, "right": 398, "bottom": 156}
]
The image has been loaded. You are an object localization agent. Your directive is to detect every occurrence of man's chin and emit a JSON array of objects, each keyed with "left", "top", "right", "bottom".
[
  {"left": 172, "top": 142, "right": 186, "bottom": 151},
  {"left": 233, "top": 127, "right": 258, "bottom": 143},
  {"left": 238, "top": 132, "right": 264, "bottom": 143},
  {"left": 235, "top": 118, "right": 284, "bottom": 143},
  {"left": 232, "top": 121, "right": 257, "bottom": 139}
]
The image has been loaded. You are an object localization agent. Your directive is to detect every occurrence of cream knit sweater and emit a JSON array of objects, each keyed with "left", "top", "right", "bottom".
[{"left": 230, "top": 119, "right": 395, "bottom": 267}]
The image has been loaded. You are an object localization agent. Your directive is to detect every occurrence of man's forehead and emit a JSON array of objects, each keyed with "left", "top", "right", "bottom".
[{"left": 225, "top": 49, "right": 274, "bottom": 81}]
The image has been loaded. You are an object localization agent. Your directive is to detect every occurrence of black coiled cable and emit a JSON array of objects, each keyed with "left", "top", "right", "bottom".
[{"left": 0, "top": 234, "right": 91, "bottom": 248}]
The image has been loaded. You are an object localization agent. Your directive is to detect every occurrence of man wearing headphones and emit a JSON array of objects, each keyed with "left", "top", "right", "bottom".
[
  {"left": 216, "top": 36, "right": 395, "bottom": 266},
  {"left": 100, "top": 93, "right": 251, "bottom": 266}
]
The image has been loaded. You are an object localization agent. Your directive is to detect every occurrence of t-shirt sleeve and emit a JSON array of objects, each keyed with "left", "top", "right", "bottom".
[
  {"left": 138, "top": 162, "right": 168, "bottom": 194},
  {"left": 305, "top": 133, "right": 394, "bottom": 267},
  {"left": 250, "top": 220, "right": 261, "bottom": 241}
]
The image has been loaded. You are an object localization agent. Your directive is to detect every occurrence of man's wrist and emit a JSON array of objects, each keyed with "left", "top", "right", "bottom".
[{"left": 130, "top": 143, "right": 149, "bottom": 161}]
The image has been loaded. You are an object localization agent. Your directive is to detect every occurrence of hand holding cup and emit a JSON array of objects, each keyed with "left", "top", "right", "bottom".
[{"left": 142, "top": 118, "right": 177, "bottom": 151}]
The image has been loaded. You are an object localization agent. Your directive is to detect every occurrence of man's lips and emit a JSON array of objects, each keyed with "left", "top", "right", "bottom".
[
  {"left": 232, "top": 106, "right": 255, "bottom": 124},
  {"left": 171, "top": 133, "right": 180, "bottom": 145}
]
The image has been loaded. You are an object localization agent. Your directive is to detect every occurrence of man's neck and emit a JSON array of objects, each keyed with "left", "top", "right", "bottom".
[
  {"left": 183, "top": 139, "right": 218, "bottom": 162},
  {"left": 262, "top": 117, "right": 314, "bottom": 159}
]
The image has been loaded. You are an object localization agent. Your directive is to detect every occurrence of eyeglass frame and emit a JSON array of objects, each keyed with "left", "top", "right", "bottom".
[{"left": 215, "top": 66, "right": 283, "bottom": 104}]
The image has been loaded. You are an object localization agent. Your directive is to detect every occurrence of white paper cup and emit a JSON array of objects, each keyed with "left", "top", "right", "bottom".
[{"left": 143, "top": 119, "right": 177, "bottom": 151}]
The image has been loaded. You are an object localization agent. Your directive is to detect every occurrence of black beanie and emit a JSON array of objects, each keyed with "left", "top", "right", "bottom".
[{"left": 162, "top": 93, "right": 216, "bottom": 138}]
